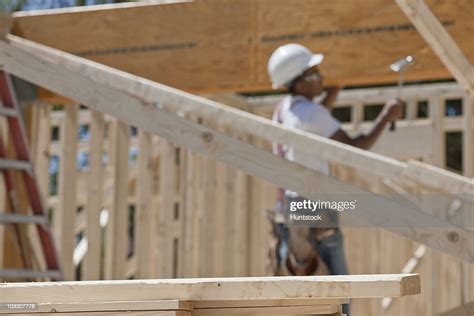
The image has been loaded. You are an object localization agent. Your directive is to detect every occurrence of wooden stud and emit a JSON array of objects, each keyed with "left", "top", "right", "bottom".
[
  {"left": 0, "top": 118, "right": 7, "bottom": 270},
  {"left": 428, "top": 95, "right": 445, "bottom": 167},
  {"left": 104, "top": 120, "right": 129, "bottom": 279},
  {"left": 135, "top": 130, "right": 155, "bottom": 279},
  {"left": 157, "top": 139, "right": 176, "bottom": 278},
  {"left": 0, "top": 11, "right": 11, "bottom": 40},
  {"left": 83, "top": 109, "right": 104, "bottom": 280},
  {"left": 56, "top": 105, "right": 78, "bottom": 280}
]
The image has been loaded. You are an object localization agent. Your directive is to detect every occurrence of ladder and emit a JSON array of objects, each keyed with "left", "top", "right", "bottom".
[{"left": 0, "top": 70, "right": 62, "bottom": 281}]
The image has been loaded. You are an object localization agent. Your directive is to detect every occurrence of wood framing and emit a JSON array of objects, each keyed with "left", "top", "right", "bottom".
[
  {"left": 158, "top": 139, "right": 176, "bottom": 278},
  {"left": 10, "top": 0, "right": 474, "bottom": 93},
  {"left": 105, "top": 120, "right": 129, "bottom": 279},
  {"left": 0, "top": 274, "right": 420, "bottom": 315},
  {"left": 56, "top": 105, "right": 78, "bottom": 281},
  {"left": 0, "top": 274, "right": 420, "bottom": 302},
  {"left": 439, "top": 301, "right": 474, "bottom": 316},
  {"left": 0, "top": 11, "right": 12, "bottom": 40},
  {"left": 6, "top": 35, "right": 473, "bottom": 198},
  {"left": 395, "top": 0, "right": 474, "bottom": 95},
  {"left": 0, "top": 35, "right": 473, "bottom": 262},
  {"left": 135, "top": 130, "right": 156, "bottom": 279},
  {"left": 83, "top": 109, "right": 104, "bottom": 280}
]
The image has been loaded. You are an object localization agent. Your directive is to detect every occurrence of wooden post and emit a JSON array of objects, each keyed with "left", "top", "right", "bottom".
[
  {"left": 176, "top": 146, "right": 187, "bottom": 278},
  {"left": 429, "top": 95, "right": 445, "bottom": 167},
  {"left": 56, "top": 105, "right": 78, "bottom": 280},
  {"left": 0, "top": 11, "right": 12, "bottom": 40},
  {"left": 0, "top": 116, "right": 7, "bottom": 269},
  {"left": 181, "top": 150, "right": 197, "bottom": 277},
  {"left": 157, "top": 139, "right": 176, "bottom": 278},
  {"left": 201, "top": 157, "right": 216, "bottom": 277},
  {"left": 212, "top": 161, "right": 226, "bottom": 277},
  {"left": 135, "top": 130, "right": 156, "bottom": 279},
  {"left": 104, "top": 120, "right": 129, "bottom": 279},
  {"left": 462, "top": 95, "right": 474, "bottom": 305},
  {"left": 463, "top": 96, "right": 473, "bottom": 177},
  {"left": 83, "top": 109, "right": 104, "bottom": 280},
  {"left": 31, "top": 101, "right": 51, "bottom": 202}
]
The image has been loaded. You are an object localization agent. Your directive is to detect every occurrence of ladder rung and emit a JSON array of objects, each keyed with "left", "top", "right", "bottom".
[
  {"left": 0, "top": 268, "right": 62, "bottom": 279},
  {"left": 0, "top": 158, "right": 32, "bottom": 171},
  {"left": 0, "top": 107, "right": 17, "bottom": 117},
  {"left": 0, "top": 213, "right": 49, "bottom": 225}
]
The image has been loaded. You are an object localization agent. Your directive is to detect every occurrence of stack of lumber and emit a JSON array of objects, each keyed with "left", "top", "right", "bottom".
[{"left": 0, "top": 274, "right": 420, "bottom": 315}]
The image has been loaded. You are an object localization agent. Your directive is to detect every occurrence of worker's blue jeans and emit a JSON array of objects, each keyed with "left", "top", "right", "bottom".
[{"left": 313, "top": 230, "right": 350, "bottom": 315}]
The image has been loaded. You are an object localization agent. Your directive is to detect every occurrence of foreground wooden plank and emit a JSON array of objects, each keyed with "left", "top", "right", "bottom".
[
  {"left": 0, "top": 36, "right": 473, "bottom": 262},
  {"left": 0, "top": 274, "right": 420, "bottom": 303}
]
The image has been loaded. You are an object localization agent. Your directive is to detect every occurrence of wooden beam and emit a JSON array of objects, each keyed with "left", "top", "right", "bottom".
[
  {"left": 11, "top": 0, "right": 474, "bottom": 93},
  {"left": 0, "top": 274, "right": 421, "bottom": 303},
  {"left": 7, "top": 35, "right": 473, "bottom": 198},
  {"left": 395, "top": 0, "right": 474, "bottom": 95},
  {"left": 1, "top": 36, "right": 474, "bottom": 262}
]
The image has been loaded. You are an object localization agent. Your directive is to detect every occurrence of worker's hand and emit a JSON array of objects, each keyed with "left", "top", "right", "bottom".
[{"left": 383, "top": 97, "right": 405, "bottom": 122}]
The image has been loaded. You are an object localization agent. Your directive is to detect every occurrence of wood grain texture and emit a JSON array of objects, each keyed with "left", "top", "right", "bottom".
[
  {"left": 1, "top": 35, "right": 473, "bottom": 262},
  {"left": 11, "top": 0, "right": 474, "bottom": 92},
  {"left": 83, "top": 109, "right": 104, "bottom": 280},
  {"left": 56, "top": 105, "right": 78, "bottom": 280},
  {"left": 395, "top": 0, "right": 474, "bottom": 94},
  {"left": 0, "top": 274, "right": 421, "bottom": 303}
]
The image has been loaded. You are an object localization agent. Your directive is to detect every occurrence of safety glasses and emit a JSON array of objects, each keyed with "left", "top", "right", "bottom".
[{"left": 303, "top": 72, "right": 323, "bottom": 82}]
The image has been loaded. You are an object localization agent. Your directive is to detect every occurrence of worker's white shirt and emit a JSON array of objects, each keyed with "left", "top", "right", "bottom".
[{"left": 274, "top": 95, "right": 341, "bottom": 187}]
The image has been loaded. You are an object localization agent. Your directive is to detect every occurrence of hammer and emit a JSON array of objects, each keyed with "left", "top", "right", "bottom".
[{"left": 389, "top": 56, "right": 414, "bottom": 131}]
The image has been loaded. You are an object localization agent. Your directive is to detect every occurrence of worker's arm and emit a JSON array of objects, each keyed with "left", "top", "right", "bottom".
[
  {"left": 321, "top": 86, "right": 343, "bottom": 109},
  {"left": 330, "top": 98, "right": 404, "bottom": 150}
]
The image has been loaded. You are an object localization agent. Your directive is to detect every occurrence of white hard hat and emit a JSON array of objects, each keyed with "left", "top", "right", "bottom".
[{"left": 267, "top": 43, "right": 324, "bottom": 89}]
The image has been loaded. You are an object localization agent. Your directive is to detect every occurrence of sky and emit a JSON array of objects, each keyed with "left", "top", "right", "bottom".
[{"left": 2, "top": 0, "right": 131, "bottom": 12}]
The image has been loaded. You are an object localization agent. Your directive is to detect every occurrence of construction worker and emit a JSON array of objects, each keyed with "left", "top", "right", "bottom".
[{"left": 268, "top": 43, "right": 404, "bottom": 316}]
